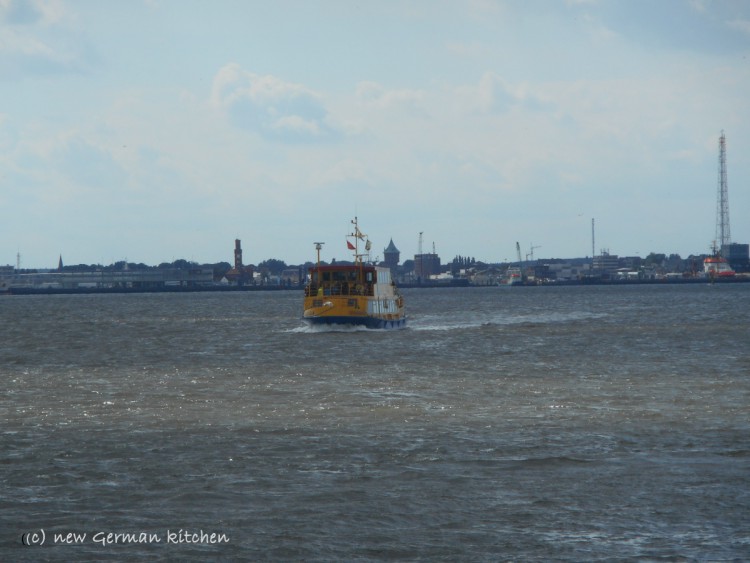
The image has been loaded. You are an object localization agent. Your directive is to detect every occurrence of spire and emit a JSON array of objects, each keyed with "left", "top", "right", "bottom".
[
  {"left": 58, "top": 255, "right": 63, "bottom": 272},
  {"left": 383, "top": 238, "right": 400, "bottom": 269},
  {"left": 384, "top": 238, "right": 400, "bottom": 253}
]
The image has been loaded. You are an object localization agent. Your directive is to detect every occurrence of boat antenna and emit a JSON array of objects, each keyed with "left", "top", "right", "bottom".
[{"left": 349, "top": 217, "right": 369, "bottom": 264}]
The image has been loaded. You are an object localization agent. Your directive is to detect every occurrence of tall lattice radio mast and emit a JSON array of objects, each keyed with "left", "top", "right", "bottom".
[{"left": 716, "top": 130, "right": 731, "bottom": 251}]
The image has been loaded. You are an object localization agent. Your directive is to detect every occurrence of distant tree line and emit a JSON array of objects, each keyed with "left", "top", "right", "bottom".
[
  {"left": 451, "top": 255, "right": 477, "bottom": 273},
  {"left": 56, "top": 258, "right": 315, "bottom": 282},
  {"left": 59, "top": 260, "right": 233, "bottom": 282}
]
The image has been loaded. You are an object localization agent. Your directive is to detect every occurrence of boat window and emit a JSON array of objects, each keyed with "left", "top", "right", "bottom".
[{"left": 367, "top": 300, "right": 387, "bottom": 315}]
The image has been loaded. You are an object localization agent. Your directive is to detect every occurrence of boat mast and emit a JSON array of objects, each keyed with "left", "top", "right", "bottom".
[
  {"left": 314, "top": 242, "right": 324, "bottom": 285},
  {"left": 349, "top": 216, "right": 371, "bottom": 281}
]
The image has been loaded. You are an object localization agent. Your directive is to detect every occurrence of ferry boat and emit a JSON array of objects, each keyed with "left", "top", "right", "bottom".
[{"left": 303, "top": 218, "right": 406, "bottom": 329}]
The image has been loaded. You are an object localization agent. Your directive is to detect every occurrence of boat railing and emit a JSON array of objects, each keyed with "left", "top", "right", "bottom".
[{"left": 305, "top": 283, "right": 374, "bottom": 297}]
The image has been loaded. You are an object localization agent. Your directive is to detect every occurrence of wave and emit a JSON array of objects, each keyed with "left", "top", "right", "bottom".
[
  {"left": 284, "top": 324, "right": 373, "bottom": 334},
  {"left": 410, "top": 311, "right": 608, "bottom": 332}
]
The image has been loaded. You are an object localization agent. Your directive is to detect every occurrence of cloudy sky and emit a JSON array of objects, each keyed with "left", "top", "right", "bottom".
[{"left": 2, "top": 0, "right": 750, "bottom": 268}]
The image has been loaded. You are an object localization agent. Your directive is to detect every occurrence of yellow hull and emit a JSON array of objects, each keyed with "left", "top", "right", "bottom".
[{"left": 303, "top": 294, "right": 405, "bottom": 324}]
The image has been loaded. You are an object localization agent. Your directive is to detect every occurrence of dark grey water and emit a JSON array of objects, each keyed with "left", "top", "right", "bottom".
[{"left": 2, "top": 285, "right": 749, "bottom": 561}]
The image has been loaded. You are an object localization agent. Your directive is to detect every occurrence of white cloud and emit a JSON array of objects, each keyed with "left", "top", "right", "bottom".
[
  {"left": 476, "top": 72, "right": 516, "bottom": 113},
  {"left": 1, "top": 0, "right": 44, "bottom": 25},
  {"left": 315, "top": 158, "right": 369, "bottom": 188},
  {"left": 579, "top": 12, "right": 619, "bottom": 43},
  {"left": 451, "top": 72, "right": 550, "bottom": 116},
  {"left": 445, "top": 41, "right": 490, "bottom": 58},
  {"left": 210, "top": 63, "right": 338, "bottom": 142},
  {"left": 1, "top": 27, "right": 63, "bottom": 60},
  {"left": 355, "top": 81, "right": 425, "bottom": 109},
  {"left": 0, "top": 0, "right": 87, "bottom": 77},
  {"left": 727, "top": 19, "right": 750, "bottom": 35}
]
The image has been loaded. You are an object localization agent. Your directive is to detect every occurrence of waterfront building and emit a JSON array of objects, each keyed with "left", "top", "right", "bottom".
[
  {"left": 593, "top": 251, "right": 619, "bottom": 277},
  {"left": 723, "top": 243, "right": 750, "bottom": 272},
  {"left": 414, "top": 252, "right": 441, "bottom": 280},
  {"left": 0, "top": 268, "right": 214, "bottom": 290}
]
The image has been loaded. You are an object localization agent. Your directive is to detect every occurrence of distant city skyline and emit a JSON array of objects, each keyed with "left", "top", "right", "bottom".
[
  {"left": 3, "top": 1, "right": 750, "bottom": 268},
  {"left": 25, "top": 239, "right": 741, "bottom": 272}
]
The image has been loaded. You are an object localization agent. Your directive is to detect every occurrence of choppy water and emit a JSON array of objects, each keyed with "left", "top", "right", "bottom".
[{"left": 2, "top": 285, "right": 749, "bottom": 561}]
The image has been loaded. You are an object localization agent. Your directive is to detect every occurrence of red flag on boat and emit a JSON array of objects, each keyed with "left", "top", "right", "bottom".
[{"left": 347, "top": 240, "right": 356, "bottom": 250}]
